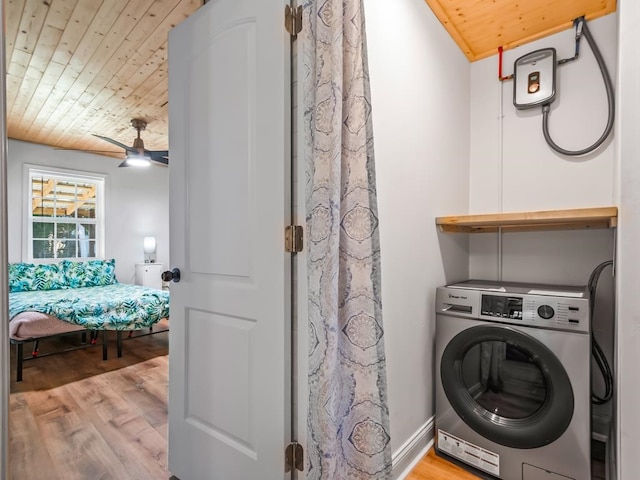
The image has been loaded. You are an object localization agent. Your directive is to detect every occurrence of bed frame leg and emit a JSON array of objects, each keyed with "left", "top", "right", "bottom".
[
  {"left": 102, "top": 331, "right": 107, "bottom": 361},
  {"left": 16, "top": 343, "right": 23, "bottom": 383},
  {"left": 117, "top": 331, "right": 123, "bottom": 358}
]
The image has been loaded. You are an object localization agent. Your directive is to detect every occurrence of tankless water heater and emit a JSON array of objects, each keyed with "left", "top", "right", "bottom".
[{"left": 513, "top": 48, "right": 556, "bottom": 109}]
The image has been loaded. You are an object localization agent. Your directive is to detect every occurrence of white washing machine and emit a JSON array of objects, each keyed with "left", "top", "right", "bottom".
[{"left": 435, "top": 280, "right": 591, "bottom": 480}]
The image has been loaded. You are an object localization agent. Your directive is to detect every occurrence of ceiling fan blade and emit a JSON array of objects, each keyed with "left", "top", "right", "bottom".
[
  {"left": 92, "top": 133, "right": 136, "bottom": 153},
  {"left": 148, "top": 150, "right": 169, "bottom": 165},
  {"left": 54, "top": 147, "right": 124, "bottom": 155},
  {"left": 91, "top": 121, "right": 168, "bottom": 167}
]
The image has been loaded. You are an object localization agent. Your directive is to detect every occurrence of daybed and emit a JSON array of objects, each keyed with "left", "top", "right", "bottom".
[{"left": 8, "top": 259, "right": 170, "bottom": 381}]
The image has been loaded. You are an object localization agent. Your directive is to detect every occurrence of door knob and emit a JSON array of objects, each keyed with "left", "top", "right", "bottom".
[{"left": 162, "top": 268, "right": 181, "bottom": 283}]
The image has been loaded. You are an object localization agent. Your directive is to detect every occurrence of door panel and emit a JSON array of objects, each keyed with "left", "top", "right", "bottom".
[
  {"left": 185, "top": 310, "right": 254, "bottom": 450},
  {"left": 168, "top": 0, "right": 290, "bottom": 478},
  {"left": 186, "top": 21, "right": 253, "bottom": 277}
]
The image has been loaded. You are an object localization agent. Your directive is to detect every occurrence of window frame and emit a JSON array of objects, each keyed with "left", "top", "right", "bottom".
[{"left": 23, "top": 165, "right": 106, "bottom": 262}]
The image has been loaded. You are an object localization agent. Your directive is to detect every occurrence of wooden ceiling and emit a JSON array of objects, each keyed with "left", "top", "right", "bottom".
[
  {"left": 7, "top": 0, "right": 618, "bottom": 159},
  {"left": 423, "top": 0, "right": 617, "bottom": 61},
  {"left": 6, "top": 0, "right": 203, "bottom": 159}
]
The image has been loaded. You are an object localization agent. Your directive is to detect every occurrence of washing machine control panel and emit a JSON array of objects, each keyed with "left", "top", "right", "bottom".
[
  {"left": 479, "top": 294, "right": 588, "bottom": 331},
  {"left": 437, "top": 281, "right": 590, "bottom": 333},
  {"left": 481, "top": 295, "right": 523, "bottom": 319}
]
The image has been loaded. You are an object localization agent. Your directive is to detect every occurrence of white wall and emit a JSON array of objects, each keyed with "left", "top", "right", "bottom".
[
  {"left": 616, "top": 1, "right": 640, "bottom": 478},
  {"left": 6, "top": 139, "right": 169, "bottom": 283},
  {"left": 469, "top": 13, "right": 618, "bottom": 438},
  {"left": 364, "top": 0, "right": 471, "bottom": 470},
  {"left": 470, "top": 15, "right": 617, "bottom": 213}
]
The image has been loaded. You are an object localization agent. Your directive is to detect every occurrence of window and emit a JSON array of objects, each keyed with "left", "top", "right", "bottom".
[{"left": 26, "top": 167, "right": 105, "bottom": 261}]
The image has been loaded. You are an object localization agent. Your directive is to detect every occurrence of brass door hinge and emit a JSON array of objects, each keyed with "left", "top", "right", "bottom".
[
  {"left": 285, "top": 441, "right": 304, "bottom": 472},
  {"left": 285, "top": 225, "right": 303, "bottom": 253},
  {"left": 285, "top": 5, "right": 303, "bottom": 40}
]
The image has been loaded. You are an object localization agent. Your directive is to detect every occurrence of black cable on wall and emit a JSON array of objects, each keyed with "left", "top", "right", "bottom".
[{"left": 542, "top": 18, "right": 615, "bottom": 156}]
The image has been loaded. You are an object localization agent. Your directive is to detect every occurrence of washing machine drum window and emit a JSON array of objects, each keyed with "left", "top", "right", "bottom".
[{"left": 441, "top": 325, "right": 574, "bottom": 449}]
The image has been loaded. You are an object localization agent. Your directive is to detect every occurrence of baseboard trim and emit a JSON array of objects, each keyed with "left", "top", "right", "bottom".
[{"left": 393, "top": 417, "right": 435, "bottom": 480}]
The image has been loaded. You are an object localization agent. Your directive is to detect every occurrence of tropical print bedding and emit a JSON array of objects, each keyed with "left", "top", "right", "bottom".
[
  {"left": 9, "top": 259, "right": 117, "bottom": 292},
  {"left": 9, "top": 283, "right": 169, "bottom": 330}
]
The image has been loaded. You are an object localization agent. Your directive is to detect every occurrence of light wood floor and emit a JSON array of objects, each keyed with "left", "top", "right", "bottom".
[
  {"left": 8, "top": 325, "right": 473, "bottom": 480},
  {"left": 408, "top": 443, "right": 606, "bottom": 480},
  {"left": 9, "top": 326, "right": 604, "bottom": 480},
  {"left": 9, "top": 321, "right": 170, "bottom": 480},
  {"left": 407, "top": 449, "right": 481, "bottom": 480},
  {"left": 10, "top": 325, "right": 469, "bottom": 480}
]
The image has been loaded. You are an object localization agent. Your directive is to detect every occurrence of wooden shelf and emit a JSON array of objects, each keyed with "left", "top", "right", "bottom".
[{"left": 436, "top": 207, "right": 618, "bottom": 233}]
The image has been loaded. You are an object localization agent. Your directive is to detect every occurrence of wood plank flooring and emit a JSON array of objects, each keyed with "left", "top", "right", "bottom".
[
  {"left": 407, "top": 449, "right": 482, "bottom": 480},
  {"left": 9, "top": 324, "right": 606, "bottom": 480},
  {"left": 408, "top": 443, "right": 607, "bottom": 480},
  {"left": 9, "top": 321, "right": 170, "bottom": 480}
]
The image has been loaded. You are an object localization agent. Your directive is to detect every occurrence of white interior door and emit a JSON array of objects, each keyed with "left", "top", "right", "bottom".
[{"left": 167, "top": 0, "right": 291, "bottom": 478}]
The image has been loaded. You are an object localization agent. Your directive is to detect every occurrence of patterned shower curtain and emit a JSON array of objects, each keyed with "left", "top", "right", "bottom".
[{"left": 303, "top": 0, "right": 392, "bottom": 478}]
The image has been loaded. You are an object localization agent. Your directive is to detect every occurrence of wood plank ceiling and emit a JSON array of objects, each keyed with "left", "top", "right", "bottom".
[
  {"left": 423, "top": 0, "right": 617, "bottom": 61},
  {"left": 6, "top": 0, "right": 203, "bottom": 160},
  {"left": 7, "top": 0, "right": 618, "bottom": 160}
]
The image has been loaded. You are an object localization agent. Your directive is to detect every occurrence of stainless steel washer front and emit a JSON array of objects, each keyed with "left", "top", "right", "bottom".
[{"left": 435, "top": 280, "right": 591, "bottom": 480}]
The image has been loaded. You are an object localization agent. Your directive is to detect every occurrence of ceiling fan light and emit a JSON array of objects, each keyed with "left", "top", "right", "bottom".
[
  {"left": 92, "top": 119, "right": 168, "bottom": 166},
  {"left": 125, "top": 155, "right": 151, "bottom": 167}
]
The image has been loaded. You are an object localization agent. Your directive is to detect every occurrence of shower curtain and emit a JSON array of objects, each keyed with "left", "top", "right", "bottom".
[{"left": 303, "top": 0, "right": 392, "bottom": 478}]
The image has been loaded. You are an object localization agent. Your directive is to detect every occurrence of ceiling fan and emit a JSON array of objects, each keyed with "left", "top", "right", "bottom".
[{"left": 91, "top": 118, "right": 169, "bottom": 167}]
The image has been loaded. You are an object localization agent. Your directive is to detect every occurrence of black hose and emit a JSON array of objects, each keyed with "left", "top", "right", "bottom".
[
  {"left": 542, "top": 19, "right": 615, "bottom": 156},
  {"left": 588, "top": 260, "right": 614, "bottom": 404}
]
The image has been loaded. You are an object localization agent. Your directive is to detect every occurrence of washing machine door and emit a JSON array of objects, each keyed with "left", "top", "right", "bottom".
[{"left": 440, "top": 324, "right": 574, "bottom": 449}]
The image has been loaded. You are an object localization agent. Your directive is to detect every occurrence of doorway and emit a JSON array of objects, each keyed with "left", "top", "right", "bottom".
[{"left": 1, "top": 1, "right": 306, "bottom": 478}]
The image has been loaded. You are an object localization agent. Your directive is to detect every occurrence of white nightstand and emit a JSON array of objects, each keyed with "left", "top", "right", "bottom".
[{"left": 135, "top": 263, "right": 164, "bottom": 290}]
